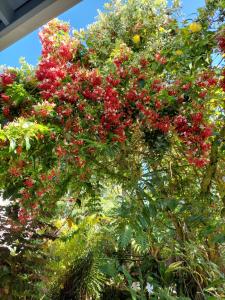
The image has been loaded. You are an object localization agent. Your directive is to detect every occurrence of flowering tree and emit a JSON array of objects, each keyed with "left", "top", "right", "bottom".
[{"left": 0, "top": 0, "right": 225, "bottom": 299}]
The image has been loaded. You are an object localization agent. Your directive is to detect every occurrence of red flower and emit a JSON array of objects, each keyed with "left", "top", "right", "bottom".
[
  {"left": 218, "top": 34, "right": 225, "bottom": 53},
  {"left": 24, "top": 178, "right": 34, "bottom": 188},
  {"left": 59, "top": 44, "right": 73, "bottom": 60},
  {"left": 0, "top": 72, "right": 16, "bottom": 86},
  {"left": 189, "top": 157, "right": 208, "bottom": 168},
  {"left": 201, "top": 127, "right": 212, "bottom": 138},
  {"left": 131, "top": 67, "right": 140, "bottom": 75},
  {"left": 106, "top": 75, "right": 120, "bottom": 87},
  {"left": 89, "top": 70, "right": 102, "bottom": 86},
  {"left": 18, "top": 208, "right": 28, "bottom": 224},
  {"left": 140, "top": 58, "right": 149, "bottom": 67},
  {"left": 191, "top": 112, "right": 203, "bottom": 124},
  {"left": 36, "top": 190, "right": 45, "bottom": 197},
  {"left": 174, "top": 115, "right": 187, "bottom": 130},
  {"left": 200, "top": 142, "right": 211, "bottom": 152},
  {"left": 56, "top": 146, "right": 67, "bottom": 157},
  {"left": 20, "top": 189, "right": 31, "bottom": 200},
  {"left": 126, "top": 89, "right": 137, "bottom": 102},
  {"left": 182, "top": 83, "right": 192, "bottom": 91},
  {"left": 199, "top": 91, "right": 207, "bottom": 98},
  {"left": 2, "top": 107, "right": 10, "bottom": 117},
  {"left": 155, "top": 99, "right": 162, "bottom": 110},
  {"left": 155, "top": 53, "right": 161, "bottom": 61},
  {"left": 1, "top": 94, "right": 10, "bottom": 102},
  {"left": 16, "top": 146, "right": 23, "bottom": 155},
  {"left": 40, "top": 174, "right": 47, "bottom": 181},
  {"left": 39, "top": 109, "right": 49, "bottom": 117},
  {"left": 155, "top": 53, "right": 167, "bottom": 64},
  {"left": 9, "top": 167, "right": 21, "bottom": 177}
]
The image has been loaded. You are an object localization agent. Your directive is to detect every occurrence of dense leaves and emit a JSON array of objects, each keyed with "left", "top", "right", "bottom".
[{"left": 0, "top": 0, "right": 225, "bottom": 299}]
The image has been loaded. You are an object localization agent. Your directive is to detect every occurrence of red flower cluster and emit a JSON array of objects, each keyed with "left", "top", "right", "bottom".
[
  {"left": 218, "top": 33, "right": 225, "bottom": 53},
  {"left": 18, "top": 204, "right": 38, "bottom": 224},
  {"left": 36, "top": 20, "right": 79, "bottom": 101},
  {"left": 24, "top": 177, "right": 34, "bottom": 188},
  {"left": 8, "top": 160, "right": 25, "bottom": 177},
  {"left": 9, "top": 166, "right": 21, "bottom": 177},
  {"left": 196, "top": 71, "right": 217, "bottom": 88},
  {"left": 155, "top": 53, "right": 167, "bottom": 65},
  {"left": 0, "top": 19, "right": 220, "bottom": 223},
  {"left": 18, "top": 207, "right": 31, "bottom": 224},
  {"left": 174, "top": 113, "right": 212, "bottom": 167},
  {"left": 34, "top": 20, "right": 214, "bottom": 169},
  {"left": 221, "top": 69, "right": 225, "bottom": 92},
  {"left": 0, "top": 71, "right": 16, "bottom": 87},
  {"left": 1, "top": 94, "right": 10, "bottom": 102},
  {"left": 0, "top": 72, "right": 16, "bottom": 120}
]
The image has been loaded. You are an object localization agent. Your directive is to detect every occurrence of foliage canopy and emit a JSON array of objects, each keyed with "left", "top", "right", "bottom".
[{"left": 0, "top": 0, "right": 225, "bottom": 299}]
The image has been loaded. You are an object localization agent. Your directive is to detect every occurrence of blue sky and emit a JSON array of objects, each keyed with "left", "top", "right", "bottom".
[{"left": 0, "top": 0, "right": 205, "bottom": 67}]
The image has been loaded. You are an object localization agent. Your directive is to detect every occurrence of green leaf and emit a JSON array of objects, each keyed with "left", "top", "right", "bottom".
[
  {"left": 165, "top": 261, "right": 183, "bottom": 273},
  {"left": 25, "top": 136, "right": 31, "bottom": 150},
  {"left": 212, "top": 233, "right": 225, "bottom": 244},
  {"left": 0, "top": 131, "right": 6, "bottom": 141},
  {"left": 9, "top": 139, "right": 16, "bottom": 152},
  {"left": 100, "top": 259, "right": 118, "bottom": 277},
  {"left": 120, "top": 224, "right": 132, "bottom": 248}
]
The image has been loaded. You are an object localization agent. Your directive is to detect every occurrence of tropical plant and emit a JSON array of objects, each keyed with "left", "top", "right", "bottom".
[{"left": 0, "top": 0, "right": 225, "bottom": 299}]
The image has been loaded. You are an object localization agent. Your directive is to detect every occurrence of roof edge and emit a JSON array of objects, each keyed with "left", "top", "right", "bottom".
[{"left": 0, "top": 0, "right": 81, "bottom": 51}]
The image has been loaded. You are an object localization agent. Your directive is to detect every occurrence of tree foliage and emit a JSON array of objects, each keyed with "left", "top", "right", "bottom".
[{"left": 0, "top": 0, "right": 225, "bottom": 299}]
